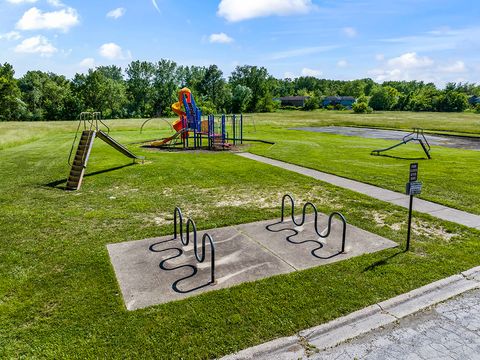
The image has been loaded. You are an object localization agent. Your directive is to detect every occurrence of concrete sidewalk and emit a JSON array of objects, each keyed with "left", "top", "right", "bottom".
[
  {"left": 312, "top": 288, "right": 480, "bottom": 360},
  {"left": 221, "top": 266, "right": 480, "bottom": 360},
  {"left": 237, "top": 153, "right": 480, "bottom": 230}
]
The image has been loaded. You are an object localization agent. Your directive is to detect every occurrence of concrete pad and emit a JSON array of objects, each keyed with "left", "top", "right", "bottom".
[
  {"left": 107, "top": 226, "right": 294, "bottom": 310},
  {"left": 108, "top": 216, "right": 397, "bottom": 310},
  {"left": 237, "top": 216, "right": 397, "bottom": 270}
]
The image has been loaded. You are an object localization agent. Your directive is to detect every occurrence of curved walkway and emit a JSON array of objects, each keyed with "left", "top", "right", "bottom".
[{"left": 237, "top": 153, "right": 480, "bottom": 229}]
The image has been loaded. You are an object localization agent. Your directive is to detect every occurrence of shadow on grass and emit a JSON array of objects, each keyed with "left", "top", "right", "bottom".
[
  {"left": 363, "top": 248, "right": 406, "bottom": 272},
  {"left": 44, "top": 163, "right": 135, "bottom": 189},
  {"left": 371, "top": 153, "right": 430, "bottom": 161}
]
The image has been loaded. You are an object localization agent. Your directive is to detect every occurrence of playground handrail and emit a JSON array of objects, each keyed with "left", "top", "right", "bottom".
[{"left": 68, "top": 112, "right": 95, "bottom": 166}]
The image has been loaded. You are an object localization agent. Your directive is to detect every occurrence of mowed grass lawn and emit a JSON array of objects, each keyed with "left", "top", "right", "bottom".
[
  {"left": 249, "top": 110, "right": 480, "bottom": 214},
  {"left": 0, "top": 112, "right": 479, "bottom": 359}
]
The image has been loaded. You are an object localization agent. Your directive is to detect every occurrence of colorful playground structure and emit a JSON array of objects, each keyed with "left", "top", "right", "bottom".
[{"left": 150, "top": 88, "right": 243, "bottom": 150}]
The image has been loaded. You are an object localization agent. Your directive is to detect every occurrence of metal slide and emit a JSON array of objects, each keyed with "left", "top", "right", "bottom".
[
  {"left": 371, "top": 128, "right": 431, "bottom": 159},
  {"left": 97, "top": 130, "right": 144, "bottom": 160}
]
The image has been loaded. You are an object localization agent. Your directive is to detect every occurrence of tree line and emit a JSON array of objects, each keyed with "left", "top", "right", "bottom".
[{"left": 1, "top": 60, "right": 479, "bottom": 121}]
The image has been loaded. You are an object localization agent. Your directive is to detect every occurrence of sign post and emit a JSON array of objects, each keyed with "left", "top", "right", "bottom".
[{"left": 405, "top": 163, "right": 422, "bottom": 251}]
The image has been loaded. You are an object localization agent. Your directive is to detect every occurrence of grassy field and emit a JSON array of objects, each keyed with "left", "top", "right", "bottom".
[{"left": 1, "top": 111, "right": 479, "bottom": 359}]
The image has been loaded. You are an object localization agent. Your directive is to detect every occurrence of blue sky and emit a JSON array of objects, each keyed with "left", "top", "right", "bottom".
[{"left": 0, "top": 0, "right": 479, "bottom": 86}]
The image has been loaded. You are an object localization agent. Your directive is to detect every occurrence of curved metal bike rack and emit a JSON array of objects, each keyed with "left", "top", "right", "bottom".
[
  {"left": 266, "top": 194, "right": 347, "bottom": 258},
  {"left": 149, "top": 207, "right": 216, "bottom": 294}
]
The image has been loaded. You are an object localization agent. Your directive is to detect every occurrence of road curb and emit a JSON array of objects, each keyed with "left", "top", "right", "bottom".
[{"left": 220, "top": 266, "right": 480, "bottom": 359}]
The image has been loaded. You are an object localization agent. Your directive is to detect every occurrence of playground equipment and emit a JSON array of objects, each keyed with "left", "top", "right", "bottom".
[
  {"left": 150, "top": 88, "right": 243, "bottom": 150},
  {"left": 149, "top": 207, "right": 215, "bottom": 294},
  {"left": 266, "top": 194, "right": 348, "bottom": 258},
  {"left": 66, "top": 112, "right": 144, "bottom": 191},
  {"left": 371, "top": 128, "right": 431, "bottom": 159}
]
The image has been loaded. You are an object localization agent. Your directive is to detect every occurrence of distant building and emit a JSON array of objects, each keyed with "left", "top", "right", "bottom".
[
  {"left": 275, "top": 96, "right": 310, "bottom": 107},
  {"left": 468, "top": 96, "right": 480, "bottom": 106},
  {"left": 322, "top": 96, "right": 356, "bottom": 109}
]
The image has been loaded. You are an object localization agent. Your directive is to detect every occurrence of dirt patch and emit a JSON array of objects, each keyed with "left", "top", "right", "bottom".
[{"left": 412, "top": 220, "right": 457, "bottom": 242}]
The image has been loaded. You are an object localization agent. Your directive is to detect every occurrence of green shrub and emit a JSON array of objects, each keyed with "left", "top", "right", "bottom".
[
  {"left": 303, "top": 96, "right": 319, "bottom": 111},
  {"left": 352, "top": 102, "right": 373, "bottom": 114}
]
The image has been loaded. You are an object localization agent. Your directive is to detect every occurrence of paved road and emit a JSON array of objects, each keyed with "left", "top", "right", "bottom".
[{"left": 314, "top": 289, "right": 480, "bottom": 360}]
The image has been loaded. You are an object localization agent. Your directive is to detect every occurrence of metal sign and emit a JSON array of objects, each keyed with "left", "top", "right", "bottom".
[
  {"left": 409, "top": 162, "right": 418, "bottom": 182},
  {"left": 406, "top": 181, "right": 422, "bottom": 196}
]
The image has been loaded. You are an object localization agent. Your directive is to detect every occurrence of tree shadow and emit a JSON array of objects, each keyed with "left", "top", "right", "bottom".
[{"left": 44, "top": 163, "right": 135, "bottom": 189}]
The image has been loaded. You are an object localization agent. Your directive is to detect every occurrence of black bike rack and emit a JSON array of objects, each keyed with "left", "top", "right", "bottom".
[
  {"left": 149, "top": 207, "right": 216, "bottom": 293},
  {"left": 371, "top": 128, "right": 431, "bottom": 159},
  {"left": 266, "top": 194, "right": 348, "bottom": 259}
]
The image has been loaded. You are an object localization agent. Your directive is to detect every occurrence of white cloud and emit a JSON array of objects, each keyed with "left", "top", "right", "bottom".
[
  {"left": 342, "top": 27, "right": 357, "bottom": 38},
  {"left": 387, "top": 52, "right": 433, "bottom": 68},
  {"left": 218, "top": 0, "right": 315, "bottom": 22},
  {"left": 337, "top": 59, "right": 348, "bottom": 68},
  {"left": 368, "top": 52, "right": 469, "bottom": 85},
  {"left": 301, "top": 67, "right": 322, "bottom": 77},
  {"left": 47, "top": 0, "right": 64, "bottom": 7},
  {"left": 99, "top": 42, "right": 130, "bottom": 60},
  {"left": 438, "top": 61, "right": 466, "bottom": 73},
  {"left": 107, "top": 7, "right": 126, "bottom": 19},
  {"left": 16, "top": 7, "right": 79, "bottom": 32},
  {"left": 7, "top": 0, "right": 37, "bottom": 4},
  {"left": 0, "top": 31, "right": 22, "bottom": 41},
  {"left": 209, "top": 32, "right": 234, "bottom": 44},
  {"left": 375, "top": 53, "right": 385, "bottom": 61},
  {"left": 270, "top": 45, "right": 338, "bottom": 60},
  {"left": 14, "top": 35, "right": 57, "bottom": 56},
  {"left": 284, "top": 72, "right": 297, "bottom": 79},
  {"left": 151, "top": 0, "right": 160, "bottom": 13},
  {"left": 79, "top": 57, "right": 95, "bottom": 68},
  {"left": 380, "top": 26, "right": 480, "bottom": 53}
]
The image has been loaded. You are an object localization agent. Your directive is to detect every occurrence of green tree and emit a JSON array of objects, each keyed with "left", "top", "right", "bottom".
[
  {"left": 198, "top": 65, "right": 226, "bottom": 111},
  {"left": 407, "top": 85, "right": 439, "bottom": 111},
  {"left": 368, "top": 86, "right": 399, "bottom": 110},
  {"left": 177, "top": 65, "right": 206, "bottom": 94},
  {"left": 436, "top": 91, "right": 468, "bottom": 112},
  {"left": 231, "top": 84, "right": 252, "bottom": 113},
  {"left": 229, "top": 65, "right": 271, "bottom": 112},
  {"left": 19, "top": 71, "right": 73, "bottom": 120},
  {"left": 125, "top": 61, "right": 155, "bottom": 117},
  {"left": 0, "top": 63, "right": 23, "bottom": 120},
  {"left": 152, "top": 59, "right": 178, "bottom": 117},
  {"left": 97, "top": 65, "right": 124, "bottom": 82},
  {"left": 352, "top": 101, "right": 373, "bottom": 114},
  {"left": 303, "top": 96, "right": 319, "bottom": 111}
]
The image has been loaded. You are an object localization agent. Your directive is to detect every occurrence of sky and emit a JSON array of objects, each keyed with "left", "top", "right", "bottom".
[{"left": 0, "top": 0, "right": 479, "bottom": 87}]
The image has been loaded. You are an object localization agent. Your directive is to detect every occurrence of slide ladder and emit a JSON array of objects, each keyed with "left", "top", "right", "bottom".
[
  {"left": 66, "top": 130, "right": 96, "bottom": 190},
  {"left": 66, "top": 112, "right": 144, "bottom": 191},
  {"left": 371, "top": 128, "right": 431, "bottom": 159}
]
